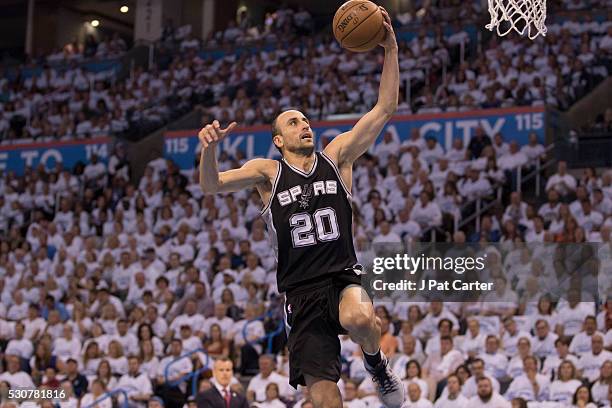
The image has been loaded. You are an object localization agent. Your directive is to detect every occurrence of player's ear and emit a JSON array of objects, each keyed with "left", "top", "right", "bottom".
[{"left": 273, "top": 135, "right": 283, "bottom": 149}]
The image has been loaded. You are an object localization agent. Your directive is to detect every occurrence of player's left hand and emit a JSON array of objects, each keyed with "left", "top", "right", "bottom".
[{"left": 378, "top": 7, "right": 397, "bottom": 50}]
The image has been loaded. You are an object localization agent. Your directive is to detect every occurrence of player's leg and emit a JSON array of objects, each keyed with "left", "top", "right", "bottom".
[
  {"left": 338, "top": 285, "right": 381, "bottom": 352},
  {"left": 304, "top": 375, "right": 342, "bottom": 408},
  {"left": 339, "top": 285, "right": 405, "bottom": 407}
]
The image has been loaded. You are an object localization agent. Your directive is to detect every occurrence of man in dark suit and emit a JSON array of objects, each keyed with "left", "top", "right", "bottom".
[{"left": 195, "top": 357, "right": 249, "bottom": 408}]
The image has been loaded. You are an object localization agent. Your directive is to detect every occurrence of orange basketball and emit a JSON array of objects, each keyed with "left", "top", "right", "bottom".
[{"left": 333, "top": 0, "right": 385, "bottom": 53}]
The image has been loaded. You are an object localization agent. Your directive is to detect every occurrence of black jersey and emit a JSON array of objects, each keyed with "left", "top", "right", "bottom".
[{"left": 261, "top": 151, "right": 359, "bottom": 293}]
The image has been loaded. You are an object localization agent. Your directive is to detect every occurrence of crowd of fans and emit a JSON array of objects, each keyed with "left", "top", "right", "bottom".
[
  {"left": 0, "top": 112, "right": 611, "bottom": 408},
  {"left": 1, "top": 3, "right": 611, "bottom": 145},
  {"left": 45, "top": 33, "right": 129, "bottom": 65},
  {"left": 0, "top": 2, "right": 611, "bottom": 408}
]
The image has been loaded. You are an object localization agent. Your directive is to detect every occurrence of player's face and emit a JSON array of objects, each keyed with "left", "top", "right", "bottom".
[{"left": 275, "top": 110, "right": 314, "bottom": 155}]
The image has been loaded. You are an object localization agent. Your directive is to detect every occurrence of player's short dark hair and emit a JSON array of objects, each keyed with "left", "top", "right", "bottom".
[
  {"left": 440, "top": 335, "right": 453, "bottom": 343},
  {"left": 271, "top": 114, "right": 283, "bottom": 155}
]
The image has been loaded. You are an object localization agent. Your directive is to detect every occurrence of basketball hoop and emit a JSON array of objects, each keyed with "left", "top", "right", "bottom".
[{"left": 486, "top": 0, "right": 547, "bottom": 39}]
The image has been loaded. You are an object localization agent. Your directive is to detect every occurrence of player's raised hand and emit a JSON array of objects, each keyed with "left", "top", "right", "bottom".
[
  {"left": 198, "top": 120, "right": 238, "bottom": 149},
  {"left": 378, "top": 7, "right": 397, "bottom": 50}
]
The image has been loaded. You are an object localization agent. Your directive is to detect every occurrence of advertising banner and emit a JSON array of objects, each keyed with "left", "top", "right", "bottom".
[
  {"left": 164, "top": 107, "right": 546, "bottom": 170},
  {"left": 0, "top": 138, "right": 111, "bottom": 175}
]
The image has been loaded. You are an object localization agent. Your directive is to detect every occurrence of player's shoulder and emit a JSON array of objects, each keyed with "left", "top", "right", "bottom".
[
  {"left": 243, "top": 158, "right": 278, "bottom": 172},
  {"left": 244, "top": 157, "right": 277, "bottom": 166},
  {"left": 243, "top": 158, "right": 280, "bottom": 183}
]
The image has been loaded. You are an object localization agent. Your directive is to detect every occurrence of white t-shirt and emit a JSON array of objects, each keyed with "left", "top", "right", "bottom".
[
  {"left": 403, "top": 398, "right": 434, "bottom": 408},
  {"left": 116, "top": 372, "right": 153, "bottom": 408},
  {"left": 578, "top": 350, "right": 612, "bottom": 382},
  {"left": 5, "top": 338, "right": 34, "bottom": 359},
  {"left": 549, "top": 379, "right": 581, "bottom": 404},
  {"left": 79, "top": 393, "right": 112, "bottom": 408},
  {"left": 434, "top": 393, "right": 469, "bottom": 408},
  {"left": 247, "top": 372, "right": 293, "bottom": 402},
  {"left": 0, "top": 371, "right": 36, "bottom": 388},
  {"left": 467, "top": 393, "right": 511, "bottom": 408}
]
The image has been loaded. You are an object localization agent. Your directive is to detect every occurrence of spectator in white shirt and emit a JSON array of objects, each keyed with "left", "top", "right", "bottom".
[
  {"left": 578, "top": 334, "right": 612, "bottom": 383},
  {"left": 434, "top": 374, "right": 468, "bottom": 407},
  {"left": 410, "top": 191, "right": 442, "bottom": 229},
  {"left": 247, "top": 355, "right": 293, "bottom": 402},
  {"left": 423, "top": 336, "right": 464, "bottom": 384},
  {"left": 492, "top": 133, "right": 510, "bottom": 158},
  {"left": 421, "top": 137, "right": 445, "bottom": 167},
  {"left": 115, "top": 319, "right": 140, "bottom": 356},
  {"left": 0, "top": 354, "right": 36, "bottom": 389},
  {"left": 549, "top": 360, "right": 582, "bottom": 404},
  {"left": 545, "top": 161, "right": 577, "bottom": 198},
  {"left": 577, "top": 200, "right": 604, "bottom": 233},
  {"left": 505, "top": 355, "right": 550, "bottom": 402},
  {"left": 53, "top": 324, "right": 82, "bottom": 363},
  {"left": 79, "top": 379, "right": 111, "bottom": 408},
  {"left": 373, "top": 220, "right": 402, "bottom": 244},
  {"left": 5, "top": 322, "right": 34, "bottom": 359},
  {"left": 83, "top": 154, "right": 107, "bottom": 187},
  {"left": 520, "top": 133, "right": 546, "bottom": 164},
  {"left": 531, "top": 319, "right": 558, "bottom": 359},
  {"left": 591, "top": 360, "right": 612, "bottom": 405},
  {"left": 480, "top": 335, "right": 509, "bottom": 381},
  {"left": 498, "top": 141, "right": 528, "bottom": 171},
  {"left": 542, "top": 336, "right": 579, "bottom": 378},
  {"left": 373, "top": 130, "right": 400, "bottom": 168},
  {"left": 572, "top": 385, "right": 599, "bottom": 408},
  {"left": 116, "top": 356, "right": 153, "bottom": 408},
  {"left": 157, "top": 339, "right": 193, "bottom": 387},
  {"left": 460, "top": 318, "right": 487, "bottom": 359},
  {"left": 404, "top": 382, "right": 433, "bottom": 408},
  {"left": 343, "top": 379, "right": 367, "bottom": 408},
  {"left": 502, "top": 192, "right": 528, "bottom": 227},
  {"left": 460, "top": 167, "right": 492, "bottom": 201},
  {"left": 570, "top": 316, "right": 603, "bottom": 355},
  {"left": 460, "top": 359, "right": 501, "bottom": 399},
  {"left": 468, "top": 377, "right": 511, "bottom": 407},
  {"left": 402, "top": 360, "right": 429, "bottom": 400}
]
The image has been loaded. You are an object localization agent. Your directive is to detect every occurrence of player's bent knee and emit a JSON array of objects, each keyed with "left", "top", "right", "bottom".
[
  {"left": 340, "top": 303, "right": 375, "bottom": 334},
  {"left": 308, "top": 379, "right": 343, "bottom": 408}
]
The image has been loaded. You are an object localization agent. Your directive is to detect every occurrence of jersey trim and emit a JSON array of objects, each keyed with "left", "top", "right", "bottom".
[
  {"left": 320, "top": 151, "right": 352, "bottom": 198},
  {"left": 281, "top": 154, "right": 318, "bottom": 178},
  {"left": 261, "top": 208, "right": 279, "bottom": 263},
  {"left": 259, "top": 161, "right": 282, "bottom": 216}
]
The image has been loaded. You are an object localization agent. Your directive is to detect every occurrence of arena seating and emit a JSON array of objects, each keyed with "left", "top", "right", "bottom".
[{"left": 0, "top": 2, "right": 611, "bottom": 408}]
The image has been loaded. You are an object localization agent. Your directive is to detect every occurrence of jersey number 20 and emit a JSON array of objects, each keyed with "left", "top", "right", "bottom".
[{"left": 289, "top": 208, "right": 340, "bottom": 247}]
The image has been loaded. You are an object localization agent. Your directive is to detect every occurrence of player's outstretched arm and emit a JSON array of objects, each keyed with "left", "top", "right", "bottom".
[
  {"left": 324, "top": 7, "right": 399, "bottom": 168},
  {"left": 199, "top": 120, "right": 270, "bottom": 194}
]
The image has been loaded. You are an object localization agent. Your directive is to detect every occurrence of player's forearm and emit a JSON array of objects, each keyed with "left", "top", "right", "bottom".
[
  {"left": 199, "top": 146, "right": 221, "bottom": 193},
  {"left": 376, "top": 46, "right": 399, "bottom": 116}
]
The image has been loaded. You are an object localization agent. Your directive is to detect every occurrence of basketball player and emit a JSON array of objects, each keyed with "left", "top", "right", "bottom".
[{"left": 198, "top": 8, "right": 403, "bottom": 408}]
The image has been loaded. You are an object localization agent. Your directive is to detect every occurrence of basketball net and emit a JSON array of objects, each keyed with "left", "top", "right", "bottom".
[{"left": 486, "top": 0, "right": 547, "bottom": 39}]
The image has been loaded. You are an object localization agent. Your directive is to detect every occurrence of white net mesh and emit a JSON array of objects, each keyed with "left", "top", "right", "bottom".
[{"left": 486, "top": 0, "right": 547, "bottom": 39}]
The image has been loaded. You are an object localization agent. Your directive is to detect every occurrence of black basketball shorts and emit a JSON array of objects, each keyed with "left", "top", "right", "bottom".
[{"left": 283, "top": 270, "right": 365, "bottom": 389}]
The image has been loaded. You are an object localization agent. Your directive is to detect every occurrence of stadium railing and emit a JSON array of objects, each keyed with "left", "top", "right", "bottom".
[
  {"left": 516, "top": 144, "right": 557, "bottom": 196},
  {"left": 82, "top": 388, "right": 129, "bottom": 408},
  {"left": 164, "top": 348, "right": 211, "bottom": 397},
  {"left": 556, "top": 132, "right": 612, "bottom": 168},
  {"left": 243, "top": 310, "right": 285, "bottom": 354}
]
